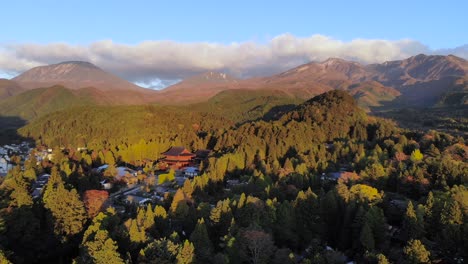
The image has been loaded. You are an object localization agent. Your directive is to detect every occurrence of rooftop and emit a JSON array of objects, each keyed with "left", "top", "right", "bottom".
[{"left": 162, "top": 146, "right": 195, "bottom": 157}]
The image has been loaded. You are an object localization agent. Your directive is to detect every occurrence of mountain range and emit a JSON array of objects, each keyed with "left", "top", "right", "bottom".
[
  {"left": 0, "top": 54, "right": 466, "bottom": 121},
  {"left": 154, "top": 54, "right": 467, "bottom": 108}
]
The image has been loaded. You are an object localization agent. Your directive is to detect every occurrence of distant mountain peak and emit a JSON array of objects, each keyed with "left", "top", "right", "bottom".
[
  {"left": 56, "top": 61, "right": 99, "bottom": 68},
  {"left": 321, "top": 57, "right": 353, "bottom": 64},
  {"left": 12, "top": 60, "right": 146, "bottom": 92}
]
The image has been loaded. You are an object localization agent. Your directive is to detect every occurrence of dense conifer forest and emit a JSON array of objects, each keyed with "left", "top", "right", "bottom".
[{"left": 0, "top": 90, "right": 466, "bottom": 263}]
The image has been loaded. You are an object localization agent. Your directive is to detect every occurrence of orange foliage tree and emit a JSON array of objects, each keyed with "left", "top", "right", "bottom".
[{"left": 83, "top": 190, "right": 109, "bottom": 218}]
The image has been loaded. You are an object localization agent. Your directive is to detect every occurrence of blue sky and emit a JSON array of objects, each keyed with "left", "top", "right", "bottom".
[
  {"left": 0, "top": 0, "right": 467, "bottom": 86},
  {"left": 1, "top": 0, "right": 466, "bottom": 49}
]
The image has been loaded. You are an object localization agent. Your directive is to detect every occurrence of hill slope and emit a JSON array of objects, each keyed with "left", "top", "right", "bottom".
[
  {"left": 0, "top": 86, "right": 103, "bottom": 120},
  {"left": 13, "top": 61, "right": 149, "bottom": 93},
  {"left": 0, "top": 79, "right": 24, "bottom": 100},
  {"left": 189, "top": 89, "right": 303, "bottom": 123}
]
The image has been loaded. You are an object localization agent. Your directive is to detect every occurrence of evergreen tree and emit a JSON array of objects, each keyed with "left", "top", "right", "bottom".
[
  {"left": 171, "top": 189, "right": 187, "bottom": 215},
  {"left": 79, "top": 211, "right": 124, "bottom": 264},
  {"left": 143, "top": 204, "right": 155, "bottom": 231},
  {"left": 128, "top": 219, "right": 147, "bottom": 244},
  {"left": 190, "top": 218, "right": 213, "bottom": 262},
  {"left": 43, "top": 173, "right": 87, "bottom": 240},
  {"left": 440, "top": 200, "right": 463, "bottom": 226},
  {"left": 182, "top": 179, "right": 193, "bottom": 199},
  {"left": 176, "top": 240, "right": 195, "bottom": 264},
  {"left": 138, "top": 238, "right": 178, "bottom": 264},
  {"left": 359, "top": 223, "right": 375, "bottom": 252},
  {"left": 152, "top": 205, "right": 169, "bottom": 237},
  {"left": 364, "top": 206, "right": 386, "bottom": 247},
  {"left": 376, "top": 253, "right": 390, "bottom": 264},
  {"left": 210, "top": 199, "right": 233, "bottom": 238},
  {"left": 294, "top": 188, "right": 321, "bottom": 245},
  {"left": 80, "top": 229, "right": 124, "bottom": 264},
  {"left": 439, "top": 200, "right": 463, "bottom": 256},
  {"left": 403, "top": 239, "right": 430, "bottom": 264},
  {"left": 4, "top": 207, "right": 41, "bottom": 263},
  {"left": 424, "top": 192, "right": 434, "bottom": 220},
  {"left": 402, "top": 201, "right": 423, "bottom": 240}
]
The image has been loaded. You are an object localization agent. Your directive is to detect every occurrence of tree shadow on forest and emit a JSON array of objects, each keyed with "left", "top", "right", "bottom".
[
  {"left": 0, "top": 115, "right": 32, "bottom": 145},
  {"left": 235, "top": 103, "right": 298, "bottom": 127}
]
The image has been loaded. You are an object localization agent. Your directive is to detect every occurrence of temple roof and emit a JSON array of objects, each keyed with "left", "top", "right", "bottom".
[{"left": 161, "top": 146, "right": 195, "bottom": 157}]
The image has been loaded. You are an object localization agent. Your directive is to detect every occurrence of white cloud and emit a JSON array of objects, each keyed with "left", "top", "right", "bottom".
[{"left": 0, "top": 34, "right": 466, "bottom": 88}]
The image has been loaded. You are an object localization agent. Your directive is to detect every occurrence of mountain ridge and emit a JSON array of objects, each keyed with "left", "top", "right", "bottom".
[
  {"left": 12, "top": 61, "right": 149, "bottom": 93},
  {"left": 3, "top": 54, "right": 467, "bottom": 117},
  {"left": 155, "top": 54, "right": 467, "bottom": 108}
]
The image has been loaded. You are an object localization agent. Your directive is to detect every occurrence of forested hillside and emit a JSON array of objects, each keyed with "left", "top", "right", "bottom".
[
  {"left": 1, "top": 90, "right": 466, "bottom": 263},
  {"left": 0, "top": 86, "right": 99, "bottom": 120},
  {"left": 19, "top": 104, "right": 232, "bottom": 151}
]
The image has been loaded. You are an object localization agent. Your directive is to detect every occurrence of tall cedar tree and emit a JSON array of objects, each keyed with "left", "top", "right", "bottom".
[{"left": 190, "top": 218, "right": 213, "bottom": 262}]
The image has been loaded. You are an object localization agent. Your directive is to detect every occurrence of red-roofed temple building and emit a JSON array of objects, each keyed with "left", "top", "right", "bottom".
[{"left": 161, "top": 147, "right": 195, "bottom": 169}]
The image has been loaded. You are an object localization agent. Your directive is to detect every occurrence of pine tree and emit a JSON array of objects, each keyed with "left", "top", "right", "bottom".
[
  {"left": 426, "top": 144, "right": 440, "bottom": 157},
  {"left": 80, "top": 229, "right": 124, "bottom": 264},
  {"left": 322, "top": 190, "right": 339, "bottom": 246},
  {"left": 182, "top": 179, "right": 193, "bottom": 199},
  {"left": 6, "top": 177, "right": 33, "bottom": 207},
  {"left": 210, "top": 199, "right": 233, "bottom": 238},
  {"left": 403, "top": 239, "right": 430, "bottom": 264},
  {"left": 43, "top": 174, "right": 87, "bottom": 240},
  {"left": 143, "top": 204, "right": 155, "bottom": 231},
  {"left": 80, "top": 211, "right": 123, "bottom": 264},
  {"left": 439, "top": 200, "right": 463, "bottom": 256},
  {"left": 274, "top": 201, "right": 297, "bottom": 248},
  {"left": 171, "top": 189, "right": 187, "bottom": 214},
  {"left": 359, "top": 223, "right": 375, "bottom": 252},
  {"left": 351, "top": 205, "right": 366, "bottom": 250},
  {"left": 4, "top": 206, "right": 41, "bottom": 263},
  {"left": 138, "top": 238, "right": 178, "bottom": 263},
  {"left": 176, "top": 240, "right": 195, "bottom": 264},
  {"left": 128, "top": 219, "right": 146, "bottom": 243},
  {"left": 294, "top": 189, "right": 321, "bottom": 244},
  {"left": 424, "top": 192, "right": 434, "bottom": 219},
  {"left": 364, "top": 206, "right": 386, "bottom": 247},
  {"left": 336, "top": 181, "right": 350, "bottom": 203},
  {"left": 152, "top": 205, "right": 169, "bottom": 237},
  {"left": 238, "top": 193, "right": 246, "bottom": 209},
  {"left": 376, "top": 253, "right": 389, "bottom": 264},
  {"left": 440, "top": 200, "right": 462, "bottom": 226},
  {"left": 402, "top": 201, "right": 423, "bottom": 240},
  {"left": 137, "top": 207, "right": 146, "bottom": 227},
  {"left": 190, "top": 218, "right": 213, "bottom": 262}
]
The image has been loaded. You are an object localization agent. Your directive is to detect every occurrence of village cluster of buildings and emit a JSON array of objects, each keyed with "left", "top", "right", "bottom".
[
  {"left": 102, "top": 147, "right": 211, "bottom": 207},
  {"left": 0, "top": 142, "right": 32, "bottom": 176}
]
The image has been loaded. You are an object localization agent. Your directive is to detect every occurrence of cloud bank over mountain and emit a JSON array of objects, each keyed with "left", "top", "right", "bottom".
[{"left": 1, "top": 34, "right": 466, "bottom": 89}]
